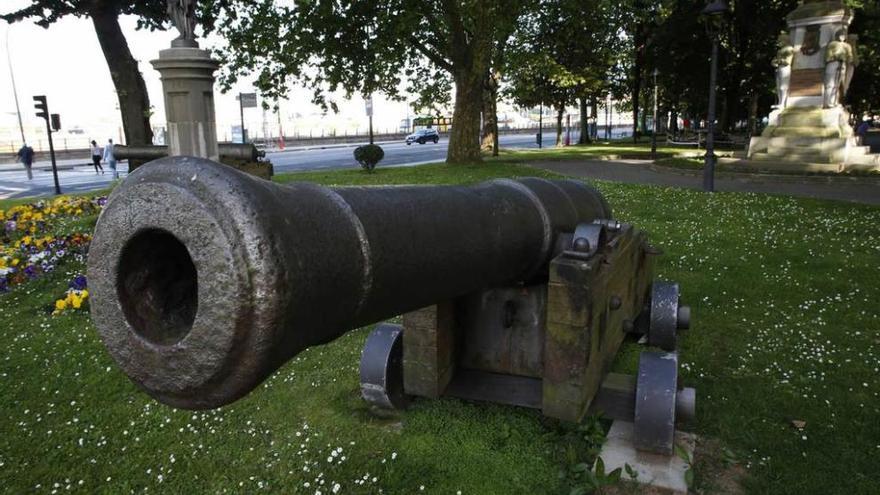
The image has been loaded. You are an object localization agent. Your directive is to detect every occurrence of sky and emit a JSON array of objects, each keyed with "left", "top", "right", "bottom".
[{"left": 0, "top": 4, "right": 424, "bottom": 149}]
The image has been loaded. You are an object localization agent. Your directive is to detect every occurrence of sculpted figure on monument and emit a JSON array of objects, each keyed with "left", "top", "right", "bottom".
[
  {"left": 823, "top": 29, "right": 854, "bottom": 108},
  {"left": 771, "top": 34, "right": 795, "bottom": 107},
  {"left": 843, "top": 34, "right": 859, "bottom": 97},
  {"left": 167, "top": 0, "right": 198, "bottom": 43}
]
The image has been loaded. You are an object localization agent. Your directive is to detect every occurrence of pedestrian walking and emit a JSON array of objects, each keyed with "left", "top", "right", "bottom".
[
  {"left": 856, "top": 117, "right": 871, "bottom": 145},
  {"left": 16, "top": 143, "right": 34, "bottom": 180},
  {"left": 103, "top": 139, "right": 118, "bottom": 179},
  {"left": 90, "top": 140, "right": 104, "bottom": 174}
]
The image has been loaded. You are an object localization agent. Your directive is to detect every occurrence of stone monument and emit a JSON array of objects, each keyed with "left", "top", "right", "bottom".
[
  {"left": 748, "top": 1, "right": 879, "bottom": 171},
  {"left": 151, "top": 0, "right": 220, "bottom": 161}
]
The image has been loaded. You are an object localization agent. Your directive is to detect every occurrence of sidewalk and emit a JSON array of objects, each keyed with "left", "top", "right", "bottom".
[
  {"left": 530, "top": 159, "right": 880, "bottom": 205},
  {"left": 0, "top": 140, "right": 397, "bottom": 169},
  {"left": 0, "top": 157, "right": 95, "bottom": 173}
]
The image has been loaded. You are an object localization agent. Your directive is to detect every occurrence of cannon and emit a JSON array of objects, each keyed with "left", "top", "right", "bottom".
[
  {"left": 88, "top": 156, "right": 693, "bottom": 455},
  {"left": 112, "top": 143, "right": 265, "bottom": 162}
]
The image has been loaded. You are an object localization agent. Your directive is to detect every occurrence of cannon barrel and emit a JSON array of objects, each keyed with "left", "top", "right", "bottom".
[
  {"left": 88, "top": 156, "right": 612, "bottom": 409},
  {"left": 112, "top": 143, "right": 265, "bottom": 162}
]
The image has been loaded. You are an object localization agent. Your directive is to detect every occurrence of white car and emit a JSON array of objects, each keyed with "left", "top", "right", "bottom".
[{"left": 405, "top": 128, "right": 440, "bottom": 145}]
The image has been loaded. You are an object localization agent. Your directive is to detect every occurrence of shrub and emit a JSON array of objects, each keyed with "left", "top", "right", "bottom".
[{"left": 354, "top": 144, "right": 385, "bottom": 173}]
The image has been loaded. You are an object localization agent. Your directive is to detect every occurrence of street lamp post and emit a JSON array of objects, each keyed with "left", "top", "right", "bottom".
[
  {"left": 5, "top": 28, "right": 26, "bottom": 145},
  {"left": 701, "top": 0, "right": 728, "bottom": 192},
  {"left": 538, "top": 104, "right": 543, "bottom": 149},
  {"left": 651, "top": 68, "right": 659, "bottom": 158}
]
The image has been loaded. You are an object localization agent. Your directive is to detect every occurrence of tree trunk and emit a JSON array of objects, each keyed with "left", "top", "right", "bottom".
[
  {"left": 640, "top": 95, "right": 648, "bottom": 136},
  {"left": 747, "top": 93, "right": 759, "bottom": 137},
  {"left": 720, "top": 87, "right": 732, "bottom": 134},
  {"left": 590, "top": 96, "right": 598, "bottom": 142},
  {"left": 481, "top": 71, "right": 499, "bottom": 157},
  {"left": 91, "top": 6, "right": 153, "bottom": 171},
  {"left": 632, "top": 24, "right": 645, "bottom": 144},
  {"left": 578, "top": 97, "right": 589, "bottom": 145},
  {"left": 670, "top": 109, "right": 679, "bottom": 139},
  {"left": 555, "top": 105, "right": 565, "bottom": 147},
  {"left": 448, "top": 71, "right": 484, "bottom": 163}
]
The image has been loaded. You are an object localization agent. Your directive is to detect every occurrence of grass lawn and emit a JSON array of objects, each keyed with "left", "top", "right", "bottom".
[{"left": 1, "top": 160, "right": 879, "bottom": 494}]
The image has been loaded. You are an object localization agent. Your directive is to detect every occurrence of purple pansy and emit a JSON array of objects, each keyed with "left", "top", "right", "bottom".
[{"left": 69, "top": 275, "right": 88, "bottom": 291}]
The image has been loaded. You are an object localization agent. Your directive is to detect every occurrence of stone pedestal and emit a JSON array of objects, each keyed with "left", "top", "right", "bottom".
[
  {"left": 151, "top": 46, "right": 220, "bottom": 161},
  {"left": 748, "top": 1, "right": 880, "bottom": 171}
]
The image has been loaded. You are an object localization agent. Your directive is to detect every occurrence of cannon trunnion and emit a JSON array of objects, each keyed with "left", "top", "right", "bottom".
[{"left": 88, "top": 156, "right": 693, "bottom": 457}]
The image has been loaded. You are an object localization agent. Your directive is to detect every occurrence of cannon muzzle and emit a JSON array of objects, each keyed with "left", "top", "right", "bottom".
[{"left": 88, "top": 157, "right": 612, "bottom": 409}]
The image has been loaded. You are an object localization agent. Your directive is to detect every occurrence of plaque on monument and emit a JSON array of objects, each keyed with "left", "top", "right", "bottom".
[{"left": 788, "top": 69, "right": 823, "bottom": 97}]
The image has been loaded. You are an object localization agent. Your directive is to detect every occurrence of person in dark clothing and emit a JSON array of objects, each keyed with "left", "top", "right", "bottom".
[
  {"left": 90, "top": 140, "right": 104, "bottom": 174},
  {"left": 856, "top": 119, "right": 871, "bottom": 145},
  {"left": 16, "top": 143, "right": 34, "bottom": 180}
]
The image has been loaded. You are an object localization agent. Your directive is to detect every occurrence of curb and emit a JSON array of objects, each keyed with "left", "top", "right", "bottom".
[
  {"left": 646, "top": 162, "right": 880, "bottom": 185},
  {"left": 265, "top": 140, "right": 402, "bottom": 154}
]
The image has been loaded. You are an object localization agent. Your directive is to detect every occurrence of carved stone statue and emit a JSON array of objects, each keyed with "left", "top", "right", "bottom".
[
  {"left": 843, "top": 34, "right": 859, "bottom": 97},
  {"left": 167, "top": 0, "right": 198, "bottom": 45},
  {"left": 771, "top": 34, "right": 795, "bottom": 107},
  {"left": 823, "top": 29, "right": 854, "bottom": 108}
]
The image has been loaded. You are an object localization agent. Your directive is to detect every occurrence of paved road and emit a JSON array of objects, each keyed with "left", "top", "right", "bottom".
[
  {"left": 0, "top": 132, "right": 575, "bottom": 199},
  {"left": 268, "top": 131, "right": 574, "bottom": 172}
]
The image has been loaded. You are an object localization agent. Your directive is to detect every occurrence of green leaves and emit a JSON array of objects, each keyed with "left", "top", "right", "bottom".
[
  {"left": 2, "top": 1, "right": 168, "bottom": 31},
  {"left": 504, "top": 0, "right": 625, "bottom": 110}
]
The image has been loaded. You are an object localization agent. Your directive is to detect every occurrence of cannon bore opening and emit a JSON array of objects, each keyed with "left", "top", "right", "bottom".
[{"left": 117, "top": 229, "right": 198, "bottom": 346}]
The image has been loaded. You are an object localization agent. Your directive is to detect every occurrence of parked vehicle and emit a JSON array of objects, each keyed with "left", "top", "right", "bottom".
[{"left": 405, "top": 128, "right": 440, "bottom": 145}]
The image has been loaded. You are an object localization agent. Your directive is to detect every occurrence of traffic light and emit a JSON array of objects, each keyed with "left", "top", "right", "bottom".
[
  {"left": 32, "top": 94, "right": 62, "bottom": 195},
  {"left": 33, "top": 95, "right": 48, "bottom": 121}
]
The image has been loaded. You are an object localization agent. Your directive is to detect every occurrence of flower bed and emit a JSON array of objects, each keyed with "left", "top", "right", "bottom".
[{"left": 0, "top": 197, "right": 104, "bottom": 293}]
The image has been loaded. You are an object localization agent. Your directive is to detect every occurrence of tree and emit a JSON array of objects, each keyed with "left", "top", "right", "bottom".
[
  {"left": 847, "top": 1, "right": 880, "bottom": 119},
  {"left": 505, "top": 0, "right": 624, "bottom": 146},
  {"left": 2, "top": 1, "right": 166, "bottom": 168},
  {"left": 209, "top": 0, "right": 534, "bottom": 164},
  {"left": 504, "top": 7, "right": 574, "bottom": 147}
]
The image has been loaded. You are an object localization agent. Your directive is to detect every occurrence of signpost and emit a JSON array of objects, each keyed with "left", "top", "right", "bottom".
[
  {"left": 237, "top": 92, "right": 257, "bottom": 143},
  {"left": 33, "top": 95, "right": 61, "bottom": 195},
  {"left": 365, "top": 96, "right": 374, "bottom": 145}
]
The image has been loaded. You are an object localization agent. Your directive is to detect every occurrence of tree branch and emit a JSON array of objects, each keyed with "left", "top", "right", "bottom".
[{"left": 407, "top": 34, "right": 454, "bottom": 72}]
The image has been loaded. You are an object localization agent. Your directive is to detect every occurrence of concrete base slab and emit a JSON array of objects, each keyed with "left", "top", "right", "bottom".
[
  {"left": 742, "top": 158, "right": 879, "bottom": 174},
  {"left": 599, "top": 421, "right": 696, "bottom": 495}
]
